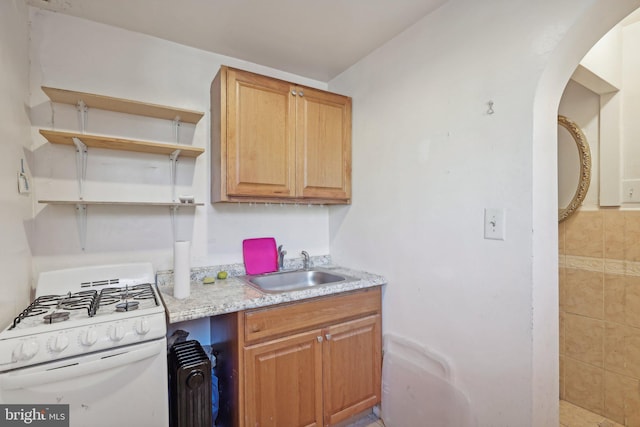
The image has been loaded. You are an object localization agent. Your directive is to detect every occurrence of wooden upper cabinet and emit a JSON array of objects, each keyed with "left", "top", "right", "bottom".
[{"left": 211, "top": 66, "right": 351, "bottom": 204}]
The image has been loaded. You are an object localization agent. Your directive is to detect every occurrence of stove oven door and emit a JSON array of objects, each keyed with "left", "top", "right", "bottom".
[{"left": 0, "top": 338, "right": 168, "bottom": 427}]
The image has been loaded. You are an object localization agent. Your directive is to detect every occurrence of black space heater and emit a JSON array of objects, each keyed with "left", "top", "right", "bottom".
[{"left": 169, "top": 340, "right": 212, "bottom": 427}]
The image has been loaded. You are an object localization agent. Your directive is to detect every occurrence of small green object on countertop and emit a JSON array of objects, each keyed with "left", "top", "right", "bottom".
[
  {"left": 217, "top": 271, "right": 228, "bottom": 280},
  {"left": 203, "top": 276, "right": 216, "bottom": 284}
]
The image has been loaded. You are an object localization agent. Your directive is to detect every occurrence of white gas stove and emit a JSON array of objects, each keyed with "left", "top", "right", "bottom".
[
  {"left": 0, "top": 263, "right": 166, "bottom": 370},
  {"left": 0, "top": 263, "right": 169, "bottom": 427}
]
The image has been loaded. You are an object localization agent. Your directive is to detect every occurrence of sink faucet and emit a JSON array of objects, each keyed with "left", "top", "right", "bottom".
[
  {"left": 301, "top": 251, "right": 310, "bottom": 270},
  {"left": 277, "top": 245, "right": 287, "bottom": 271}
]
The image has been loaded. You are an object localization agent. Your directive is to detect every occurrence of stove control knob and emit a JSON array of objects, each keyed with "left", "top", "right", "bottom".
[
  {"left": 79, "top": 329, "right": 98, "bottom": 347},
  {"left": 135, "top": 318, "right": 150, "bottom": 336},
  {"left": 13, "top": 340, "right": 39, "bottom": 361},
  {"left": 49, "top": 334, "right": 69, "bottom": 353},
  {"left": 108, "top": 324, "right": 125, "bottom": 342}
]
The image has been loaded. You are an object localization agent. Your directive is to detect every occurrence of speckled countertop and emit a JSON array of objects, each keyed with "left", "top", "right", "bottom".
[{"left": 156, "top": 256, "right": 387, "bottom": 324}]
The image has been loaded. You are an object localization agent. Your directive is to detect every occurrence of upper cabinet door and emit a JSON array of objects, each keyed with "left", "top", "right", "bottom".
[
  {"left": 296, "top": 87, "right": 352, "bottom": 201},
  {"left": 226, "top": 68, "right": 296, "bottom": 198}
]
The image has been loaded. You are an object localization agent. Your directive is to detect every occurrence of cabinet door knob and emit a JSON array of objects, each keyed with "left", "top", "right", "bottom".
[
  {"left": 291, "top": 90, "right": 297, "bottom": 96},
  {"left": 298, "top": 90, "right": 304, "bottom": 97},
  {"left": 317, "top": 336, "right": 323, "bottom": 343},
  {"left": 325, "top": 334, "right": 332, "bottom": 341}
]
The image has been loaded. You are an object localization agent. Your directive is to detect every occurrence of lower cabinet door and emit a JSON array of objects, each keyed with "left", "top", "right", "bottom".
[
  {"left": 322, "top": 314, "right": 382, "bottom": 426},
  {"left": 244, "top": 329, "right": 324, "bottom": 427}
]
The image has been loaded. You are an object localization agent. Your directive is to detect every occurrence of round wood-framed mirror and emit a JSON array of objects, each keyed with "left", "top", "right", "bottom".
[{"left": 558, "top": 115, "right": 592, "bottom": 223}]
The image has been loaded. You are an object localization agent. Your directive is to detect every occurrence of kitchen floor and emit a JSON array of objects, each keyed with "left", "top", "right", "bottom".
[
  {"left": 343, "top": 412, "right": 384, "bottom": 427},
  {"left": 560, "top": 400, "right": 623, "bottom": 427},
  {"left": 346, "top": 400, "right": 624, "bottom": 427}
]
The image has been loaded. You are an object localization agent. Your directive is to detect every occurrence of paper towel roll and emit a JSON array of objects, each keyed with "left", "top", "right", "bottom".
[{"left": 173, "top": 240, "right": 191, "bottom": 299}]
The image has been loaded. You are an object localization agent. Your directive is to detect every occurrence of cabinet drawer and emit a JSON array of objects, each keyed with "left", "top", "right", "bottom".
[{"left": 244, "top": 287, "right": 381, "bottom": 343}]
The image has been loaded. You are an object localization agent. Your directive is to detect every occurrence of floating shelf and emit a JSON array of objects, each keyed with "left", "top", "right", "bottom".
[
  {"left": 38, "top": 200, "right": 204, "bottom": 207},
  {"left": 42, "top": 86, "right": 204, "bottom": 124},
  {"left": 38, "top": 200, "right": 202, "bottom": 251},
  {"left": 38, "top": 86, "right": 205, "bottom": 250},
  {"left": 39, "top": 129, "right": 205, "bottom": 158}
]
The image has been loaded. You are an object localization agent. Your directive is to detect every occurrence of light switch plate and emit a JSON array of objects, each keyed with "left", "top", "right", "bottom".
[
  {"left": 623, "top": 180, "right": 640, "bottom": 202},
  {"left": 484, "top": 208, "right": 505, "bottom": 240}
]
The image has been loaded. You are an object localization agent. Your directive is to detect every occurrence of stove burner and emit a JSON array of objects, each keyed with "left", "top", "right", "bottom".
[
  {"left": 8, "top": 283, "right": 159, "bottom": 330},
  {"left": 97, "top": 284, "right": 158, "bottom": 309},
  {"left": 9, "top": 290, "right": 98, "bottom": 330},
  {"left": 43, "top": 312, "right": 70, "bottom": 324},
  {"left": 115, "top": 301, "right": 139, "bottom": 312}
]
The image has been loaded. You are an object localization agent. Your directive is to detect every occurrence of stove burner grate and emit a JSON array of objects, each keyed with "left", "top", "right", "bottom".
[
  {"left": 8, "top": 284, "right": 159, "bottom": 330},
  {"left": 43, "top": 312, "right": 70, "bottom": 324},
  {"left": 9, "top": 290, "right": 98, "bottom": 330},
  {"left": 115, "top": 301, "right": 140, "bottom": 312},
  {"left": 97, "top": 283, "right": 159, "bottom": 309}
]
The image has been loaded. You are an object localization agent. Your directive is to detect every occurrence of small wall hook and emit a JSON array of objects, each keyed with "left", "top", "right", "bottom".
[{"left": 487, "top": 101, "right": 495, "bottom": 115}]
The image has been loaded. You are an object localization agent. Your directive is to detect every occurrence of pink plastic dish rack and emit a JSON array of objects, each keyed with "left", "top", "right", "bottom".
[{"left": 242, "top": 237, "right": 278, "bottom": 275}]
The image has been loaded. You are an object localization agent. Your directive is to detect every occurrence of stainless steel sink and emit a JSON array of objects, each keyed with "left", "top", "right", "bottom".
[{"left": 240, "top": 268, "right": 357, "bottom": 293}]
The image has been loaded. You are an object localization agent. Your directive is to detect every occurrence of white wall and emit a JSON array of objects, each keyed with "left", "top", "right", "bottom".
[
  {"left": 28, "top": 9, "right": 331, "bottom": 275},
  {"left": 328, "top": 0, "right": 640, "bottom": 426},
  {"left": 575, "top": 18, "right": 640, "bottom": 206},
  {"left": 622, "top": 21, "right": 640, "bottom": 182},
  {"left": 571, "top": 23, "right": 622, "bottom": 207},
  {"left": 566, "top": 18, "right": 640, "bottom": 208},
  {"left": 581, "top": 26, "right": 624, "bottom": 88},
  {"left": 0, "top": 1, "right": 33, "bottom": 326}
]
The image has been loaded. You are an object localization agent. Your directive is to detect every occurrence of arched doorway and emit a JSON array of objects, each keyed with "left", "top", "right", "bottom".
[{"left": 533, "top": 1, "right": 640, "bottom": 425}]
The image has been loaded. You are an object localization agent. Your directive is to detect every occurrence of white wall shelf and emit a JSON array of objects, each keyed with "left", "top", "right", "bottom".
[
  {"left": 41, "top": 86, "right": 204, "bottom": 124},
  {"left": 40, "top": 87, "right": 205, "bottom": 250},
  {"left": 39, "top": 129, "right": 205, "bottom": 158},
  {"left": 38, "top": 200, "right": 204, "bottom": 207}
]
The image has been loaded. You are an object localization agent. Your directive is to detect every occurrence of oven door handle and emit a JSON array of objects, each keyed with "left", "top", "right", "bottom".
[{"left": 0, "top": 340, "right": 164, "bottom": 391}]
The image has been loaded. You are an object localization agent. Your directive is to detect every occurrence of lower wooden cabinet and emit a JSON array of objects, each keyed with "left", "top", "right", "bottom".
[
  {"left": 244, "top": 329, "right": 324, "bottom": 427},
  {"left": 238, "top": 288, "right": 382, "bottom": 427},
  {"left": 322, "top": 315, "right": 381, "bottom": 426}
]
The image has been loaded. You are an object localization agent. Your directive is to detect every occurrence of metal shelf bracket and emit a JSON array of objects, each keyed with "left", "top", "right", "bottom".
[
  {"left": 76, "top": 100, "right": 88, "bottom": 133},
  {"left": 72, "top": 137, "right": 88, "bottom": 200},
  {"left": 172, "top": 117, "right": 182, "bottom": 144},
  {"left": 169, "top": 149, "right": 181, "bottom": 202},
  {"left": 75, "top": 203, "right": 87, "bottom": 251}
]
